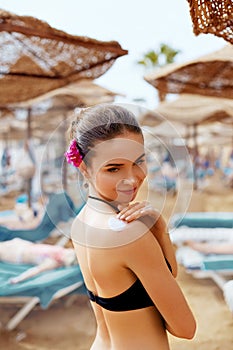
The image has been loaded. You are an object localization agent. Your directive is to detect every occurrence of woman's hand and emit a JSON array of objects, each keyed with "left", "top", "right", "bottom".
[
  {"left": 117, "top": 201, "right": 158, "bottom": 222},
  {"left": 117, "top": 201, "right": 167, "bottom": 240}
]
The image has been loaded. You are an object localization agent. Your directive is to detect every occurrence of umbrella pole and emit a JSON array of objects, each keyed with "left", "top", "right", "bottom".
[
  {"left": 158, "top": 90, "right": 166, "bottom": 102},
  {"left": 27, "top": 107, "right": 32, "bottom": 208},
  {"left": 4, "top": 133, "right": 9, "bottom": 148},
  {"left": 193, "top": 123, "right": 199, "bottom": 190},
  {"left": 62, "top": 114, "right": 68, "bottom": 191}
]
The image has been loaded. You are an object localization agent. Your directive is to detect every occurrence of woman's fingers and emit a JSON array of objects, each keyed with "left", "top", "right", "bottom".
[
  {"left": 117, "top": 202, "right": 155, "bottom": 222},
  {"left": 117, "top": 202, "right": 145, "bottom": 219},
  {"left": 118, "top": 201, "right": 141, "bottom": 213},
  {"left": 121, "top": 208, "right": 147, "bottom": 222}
]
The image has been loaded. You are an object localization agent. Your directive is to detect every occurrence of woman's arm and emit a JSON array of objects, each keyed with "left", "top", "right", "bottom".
[
  {"left": 124, "top": 227, "right": 196, "bottom": 339},
  {"left": 142, "top": 212, "right": 178, "bottom": 277},
  {"left": 117, "top": 201, "right": 178, "bottom": 277},
  {"left": 9, "top": 258, "right": 59, "bottom": 284}
]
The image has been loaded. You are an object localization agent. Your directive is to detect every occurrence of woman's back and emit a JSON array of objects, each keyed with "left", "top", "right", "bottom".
[{"left": 72, "top": 205, "right": 170, "bottom": 349}]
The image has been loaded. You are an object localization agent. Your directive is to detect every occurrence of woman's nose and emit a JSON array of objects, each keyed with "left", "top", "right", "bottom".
[{"left": 122, "top": 177, "right": 136, "bottom": 186}]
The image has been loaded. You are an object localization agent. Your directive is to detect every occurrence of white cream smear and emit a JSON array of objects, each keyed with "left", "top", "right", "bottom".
[{"left": 108, "top": 217, "right": 127, "bottom": 231}]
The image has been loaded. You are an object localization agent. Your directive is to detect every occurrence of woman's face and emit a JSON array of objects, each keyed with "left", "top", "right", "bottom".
[{"left": 85, "top": 132, "right": 147, "bottom": 204}]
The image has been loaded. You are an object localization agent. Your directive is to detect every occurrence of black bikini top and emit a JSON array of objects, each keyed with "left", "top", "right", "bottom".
[
  {"left": 86, "top": 278, "right": 154, "bottom": 312},
  {"left": 86, "top": 195, "right": 172, "bottom": 312}
]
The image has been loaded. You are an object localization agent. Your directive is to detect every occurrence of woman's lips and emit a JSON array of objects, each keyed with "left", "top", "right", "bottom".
[{"left": 117, "top": 188, "right": 137, "bottom": 196}]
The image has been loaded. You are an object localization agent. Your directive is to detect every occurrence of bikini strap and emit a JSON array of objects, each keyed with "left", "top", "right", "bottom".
[{"left": 88, "top": 195, "right": 120, "bottom": 214}]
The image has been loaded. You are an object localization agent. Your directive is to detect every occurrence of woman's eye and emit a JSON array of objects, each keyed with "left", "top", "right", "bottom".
[{"left": 107, "top": 167, "right": 119, "bottom": 173}]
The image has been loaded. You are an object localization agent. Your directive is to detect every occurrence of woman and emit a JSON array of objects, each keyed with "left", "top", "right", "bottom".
[
  {"left": 66, "top": 104, "right": 196, "bottom": 349},
  {"left": 186, "top": 240, "right": 233, "bottom": 254},
  {"left": 0, "top": 238, "right": 76, "bottom": 284}
]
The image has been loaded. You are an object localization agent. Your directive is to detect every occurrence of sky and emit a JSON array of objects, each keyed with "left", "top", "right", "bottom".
[{"left": 0, "top": 0, "right": 226, "bottom": 109}]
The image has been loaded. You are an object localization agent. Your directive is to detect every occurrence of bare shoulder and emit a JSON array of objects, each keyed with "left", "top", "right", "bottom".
[
  {"left": 71, "top": 211, "right": 151, "bottom": 249},
  {"left": 107, "top": 217, "right": 152, "bottom": 247},
  {"left": 118, "top": 218, "right": 149, "bottom": 236},
  {"left": 120, "top": 219, "right": 159, "bottom": 251}
]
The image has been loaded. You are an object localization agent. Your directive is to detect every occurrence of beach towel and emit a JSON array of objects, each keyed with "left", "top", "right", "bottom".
[
  {"left": 0, "top": 192, "right": 79, "bottom": 242},
  {"left": 176, "top": 246, "right": 233, "bottom": 271},
  {"left": 170, "top": 227, "right": 233, "bottom": 244},
  {"left": 0, "top": 261, "right": 85, "bottom": 308},
  {"left": 171, "top": 212, "right": 233, "bottom": 229}
]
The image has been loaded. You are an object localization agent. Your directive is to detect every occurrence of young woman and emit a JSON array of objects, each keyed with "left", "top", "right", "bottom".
[
  {"left": 0, "top": 238, "right": 76, "bottom": 284},
  {"left": 65, "top": 104, "right": 196, "bottom": 350}
]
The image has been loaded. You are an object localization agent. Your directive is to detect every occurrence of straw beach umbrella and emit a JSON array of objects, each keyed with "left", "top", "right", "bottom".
[
  {"left": 153, "top": 95, "right": 233, "bottom": 126},
  {"left": 140, "top": 94, "right": 233, "bottom": 188},
  {"left": 140, "top": 95, "right": 233, "bottom": 145},
  {"left": 0, "top": 8, "right": 127, "bottom": 204},
  {"left": 11, "top": 79, "right": 119, "bottom": 113},
  {"left": 14, "top": 80, "right": 119, "bottom": 191},
  {"left": 145, "top": 45, "right": 233, "bottom": 101},
  {"left": 0, "top": 9, "right": 127, "bottom": 104},
  {"left": 3, "top": 80, "right": 119, "bottom": 202},
  {"left": 186, "top": 0, "right": 233, "bottom": 44}
]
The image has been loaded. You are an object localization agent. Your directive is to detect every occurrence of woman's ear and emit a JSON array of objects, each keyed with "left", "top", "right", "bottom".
[{"left": 79, "top": 161, "right": 89, "bottom": 178}]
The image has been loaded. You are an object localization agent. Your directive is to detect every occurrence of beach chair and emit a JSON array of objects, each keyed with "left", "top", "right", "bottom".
[
  {"left": 0, "top": 191, "right": 86, "bottom": 331},
  {"left": 0, "top": 261, "right": 85, "bottom": 330},
  {"left": 0, "top": 191, "right": 82, "bottom": 242},
  {"left": 176, "top": 245, "right": 233, "bottom": 313},
  {"left": 170, "top": 212, "right": 233, "bottom": 263},
  {"left": 170, "top": 227, "right": 233, "bottom": 245},
  {"left": 176, "top": 246, "right": 233, "bottom": 292},
  {"left": 223, "top": 280, "right": 233, "bottom": 313},
  {"left": 170, "top": 213, "right": 233, "bottom": 314},
  {"left": 170, "top": 212, "right": 233, "bottom": 229}
]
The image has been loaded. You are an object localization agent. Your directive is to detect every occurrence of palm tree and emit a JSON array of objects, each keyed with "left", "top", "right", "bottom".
[
  {"left": 137, "top": 43, "right": 181, "bottom": 101},
  {"left": 137, "top": 43, "right": 180, "bottom": 69}
]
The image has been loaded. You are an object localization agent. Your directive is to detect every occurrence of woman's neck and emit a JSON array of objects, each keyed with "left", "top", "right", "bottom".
[{"left": 87, "top": 189, "right": 121, "bottom": 214}]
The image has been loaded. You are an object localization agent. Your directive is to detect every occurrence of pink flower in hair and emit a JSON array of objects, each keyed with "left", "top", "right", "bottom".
[{"left": 64, "top": 139, "right": 83, "bottom": 167}]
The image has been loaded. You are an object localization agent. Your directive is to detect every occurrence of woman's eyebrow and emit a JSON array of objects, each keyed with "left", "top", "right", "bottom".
[
  {"left": 135, "top": 153, "right": 145, "bottom": 162},
  {"left": 104, "top": 153, "right": 145, "bottom": 167},
  {"left": 104, "top": 162, "right": 124, "bottom": 167}
]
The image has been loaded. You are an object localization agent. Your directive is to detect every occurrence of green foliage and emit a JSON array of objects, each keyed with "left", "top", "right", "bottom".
[
  {"left": 137, "top": 43, "right": 181, "bottom": 68},
  {"left": 144, "top": 51, "right": 159, "bottom": 65}
]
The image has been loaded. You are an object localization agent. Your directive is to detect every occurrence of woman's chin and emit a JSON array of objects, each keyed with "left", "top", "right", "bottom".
[{"left": 117, "top": 192, "right": 137, "bottom": 204}]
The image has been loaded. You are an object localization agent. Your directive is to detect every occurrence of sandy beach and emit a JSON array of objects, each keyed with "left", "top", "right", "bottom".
[{"left": 1, "top": 174, "right": 233, "bottom": 350}]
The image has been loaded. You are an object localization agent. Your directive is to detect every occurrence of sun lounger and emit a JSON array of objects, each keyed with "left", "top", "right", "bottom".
[
  {"left": 171, "top": 212, "right": 233, "bottom": 229},
  {"left": 176, "top": 246, "right": 233, "bottom": 312},
  {"left": 173, "top": 213, "right": 233, "bottom": 314},
  {"left": 0, "top": 191, "right": 86, "bottom": 330},
  {"left": 223, "top": 280, "right": 233, "bottom": 313},
  {"left": 176, "top": 246, "right": 233, "bottom": 272},
  {"left": 170, "top": 227, "right": 233, "bottom": 245},
  {"left": 0, "top": 261, "right": 85, "bottom": 330},
  {"left": 0, "top": 191, "right": 82, "bottom": 242}
]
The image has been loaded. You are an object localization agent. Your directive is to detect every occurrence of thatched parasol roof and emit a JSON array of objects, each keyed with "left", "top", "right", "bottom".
[
  {"left": 143, "top": 121, "right": 187, "bottom": 139},
  {"left": 186, "top": 0, "right": 233, "bottom": 44},
  {"left": 0, "top": 9, "right": 127, "bottom": 104},
  {"left": 0, "top": 80, "right": 119, "bottom": 140},
  {"left": 156, "top": 94, "right": 233, "bottom": 126},
  {"left": 7, "top": 79, "right": 118, "bottom": 113},
  {"left": 143, "top": 121, "right": 232, "bottom": 147},
  {"left": 145, "top": 45, "right": 233, "bottom": 100},
  {"left": 140, "top": 94, "right": 233, "bottom": 127}
]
